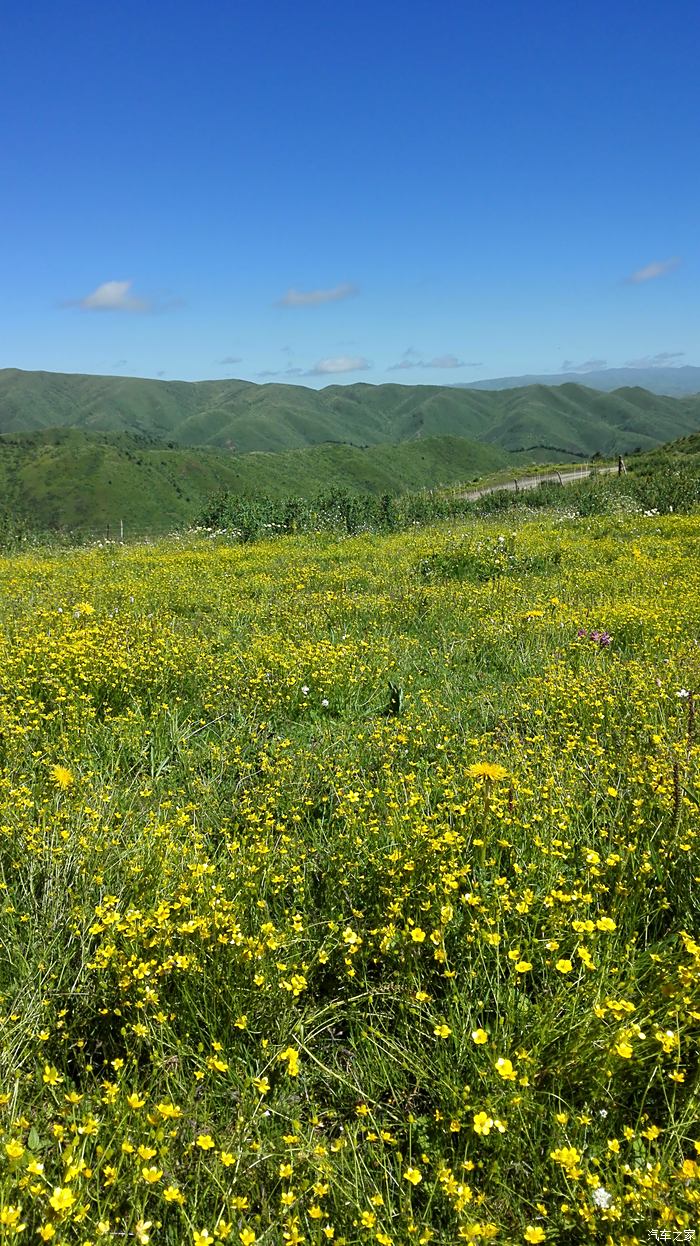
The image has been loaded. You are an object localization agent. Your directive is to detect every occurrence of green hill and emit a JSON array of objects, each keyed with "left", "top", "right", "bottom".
[
  {"left": 4, "top": 367, "right": 700, "bottom": 534},
  {"left": 3, "top": 368, "right": 700, "bottom": 458},
  {"left": 0, "top": 428, "right": 511, "bottom": 534}
]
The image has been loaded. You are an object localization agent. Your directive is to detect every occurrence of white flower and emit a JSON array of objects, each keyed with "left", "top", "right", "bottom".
[
  {"left": 677, "top": 689, "right": 690, "bottom": 698},
  {"left": 321, "top": 699, "right": 329, "bottom": 708},
  {"left": 592, "top": 1186, "right": 613, "bottom": 1209},
  {"left": 301, "top": 686, "right": 309, "bottom": 695}
]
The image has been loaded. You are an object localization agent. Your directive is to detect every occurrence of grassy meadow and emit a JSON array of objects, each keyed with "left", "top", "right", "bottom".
[{"left": 0, "top": 509, "right": 699, "bottom": 1244}]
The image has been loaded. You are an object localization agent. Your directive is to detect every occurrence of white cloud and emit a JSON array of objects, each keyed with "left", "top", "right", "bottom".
[
  {"left": 307, "top": 355, "right": 370, "bottom": 375},
  {"left": 276, "top": 283, "right": 358, "bottom": 307},
  {"left": 624, "top": 257, "right": 680, "bottom": 284},
  {"left": 560, "top": 358, "right": 607, "bottom": 373},
  {"left": 388, "top": 351, "right": 479, "bottom": 371},
  {"left": 624, "top": 351, "right": 685, "bottom": 368},
  {"left": 217, "top": 355, "right": 242, "bottom": 365},
  {"left": 257, "top": 366, "right": 304, "bottom": 378},
  {"left": 79, "top": 280, "right": 149, "bottom": 312},
  {"left": 428, "top": 354, "right": 466, "bottom": 369}
]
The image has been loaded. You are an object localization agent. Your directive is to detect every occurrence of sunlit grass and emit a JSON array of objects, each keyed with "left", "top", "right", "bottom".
[{"left": 0, "top": 512, "right": 698, "bottom": 1244}]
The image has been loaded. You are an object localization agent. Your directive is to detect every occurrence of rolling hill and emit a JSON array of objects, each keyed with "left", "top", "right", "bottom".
[
  {"left": 4, "top": 367, "right": 700, "bottom": 534},
  {"left": 3, "top": 368, "right": 700, "bottom": 458},
  {"left": 457, "top": 365, "right": 700, "bottom": 396},
  {"left": 0, "top": 428, "right": 512, "bottom": 534}
]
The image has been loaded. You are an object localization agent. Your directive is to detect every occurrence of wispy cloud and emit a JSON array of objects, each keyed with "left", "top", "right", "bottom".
[
  {"left": 306, "top": 355, "right": 370, "bottom": 376},
  {"left": 276, "top": 283, "right": 358, "bottom": 308},
  {"left": 76, "top": 280, "right": 150, "bottom": 312},
  {"left": 429, "top": 354, "right": 470, "bottom": 369},
  {"left": 560, "top": 358, "right": 607, "bottom": 373},
  {"left": 624, "top": 351, "right": 685, "bottom": 368},
  {"left": 388, "top": 350, "right": 479, "bottom": 371},
  {"left": 257, "top": 366, "right": 304, "bottom": 378},
  {"left": 217, "top": 355, "right": 242, "bottom": 365},
  {"left": 624, "top": 257, "right": 680, "bottom": 284}
]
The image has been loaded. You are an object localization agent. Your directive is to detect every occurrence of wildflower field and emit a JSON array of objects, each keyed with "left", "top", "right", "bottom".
[{"left": 0, "top": 511, "right": 699, "bottom": 1245}]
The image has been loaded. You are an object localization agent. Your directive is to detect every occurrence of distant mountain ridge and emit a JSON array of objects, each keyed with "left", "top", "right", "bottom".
[
  {"left": 457, "top": 366, "right": 700, "bottom": 396},
  {"left": 3, "top": 368, "right": 700, "bottom": 460}
]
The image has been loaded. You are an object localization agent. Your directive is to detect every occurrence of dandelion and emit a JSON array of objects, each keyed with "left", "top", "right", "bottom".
[
  {"left": 468, "top": 762, "right": 509, "bottom": 781},
  {"left": 50, "top": 764, "right": 74, "bottom": 790}
]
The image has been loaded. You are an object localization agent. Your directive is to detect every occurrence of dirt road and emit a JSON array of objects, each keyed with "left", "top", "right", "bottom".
[{"left": 460, "top": 464, "right": 617, "bottom": 502}]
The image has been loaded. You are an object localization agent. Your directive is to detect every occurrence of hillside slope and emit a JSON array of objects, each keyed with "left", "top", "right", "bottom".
[
  {"left": 3, "top": 368, "right": 700, "bottom": 457},
  {"left": 0, "top": 429, "right": 511, "bottom": 532}
]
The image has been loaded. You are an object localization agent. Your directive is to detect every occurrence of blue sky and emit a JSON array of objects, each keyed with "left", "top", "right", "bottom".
[{"left": 2, "top": 0, "right": 698, "bottom": 387}]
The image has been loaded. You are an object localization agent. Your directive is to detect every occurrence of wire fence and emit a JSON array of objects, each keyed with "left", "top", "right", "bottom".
[{"left": 2, "top": 463, "right": 619, "bottom": 551}]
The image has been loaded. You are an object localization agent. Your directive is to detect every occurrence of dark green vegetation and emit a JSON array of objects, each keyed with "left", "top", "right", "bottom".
[
  {"left": 0, "top": 428, "right": 510, "bottom": 535},
  {"left": 197, "top": 452, "right": 700, "bottom": 546},
  {"left": 3, "top": 367, "right": 700, "bottom": 456},
  {"left": 3, "top": 368, "right": 700, "bottom": 538}
]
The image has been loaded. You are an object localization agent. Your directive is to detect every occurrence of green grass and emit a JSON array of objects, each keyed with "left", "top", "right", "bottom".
[
  {"left": 0, "top": 429, "right": 512, "bottom": 535},
  {"left": 0, "top": 509, "right": 699, "bottom": 1242}
]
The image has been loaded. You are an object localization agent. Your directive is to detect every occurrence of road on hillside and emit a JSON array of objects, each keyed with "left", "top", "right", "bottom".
[{"left": 459, "top": 464, "right": 618, "bottom": 501}]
